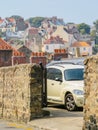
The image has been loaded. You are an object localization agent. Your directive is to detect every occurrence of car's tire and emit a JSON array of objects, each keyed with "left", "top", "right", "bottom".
[{"left": 65, "top": 93, "right": 77, "bottom": 111}]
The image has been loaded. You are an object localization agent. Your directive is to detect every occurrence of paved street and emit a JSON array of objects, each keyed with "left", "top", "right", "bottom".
[
  {"left": 0, "top": 119, "right": 34, "bottom": 130},
  {"left": 28, "top": 105, "right": 83, "bottom": 130},
  {"left": 0, "top": 105, "right": 83, "bottom": 130}
]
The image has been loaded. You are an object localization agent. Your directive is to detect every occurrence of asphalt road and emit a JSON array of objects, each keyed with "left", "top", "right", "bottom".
[
  {"left": 0, "top": 105, "right": 83, "bottom": 130},
  {"left": 28, "top": 104, "right": 83, "bottom": 130},
  {"left": 0, "top": 119, "right": 34, "bottom": 130}
]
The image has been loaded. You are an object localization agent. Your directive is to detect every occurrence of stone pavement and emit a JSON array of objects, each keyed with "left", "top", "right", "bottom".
[
  {"left": 0, "top": 106, "right": 83, "bottom": 130},
  {"left": 27, "top": 107, "right": 83, "bottom": 130},
  {"left": 0, "top": 119, "right": 34, "bottom": 130}
]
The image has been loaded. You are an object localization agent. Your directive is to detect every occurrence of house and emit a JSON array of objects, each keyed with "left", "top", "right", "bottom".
[
  {"left": 42, "top": 36, "right": 67, "bottom": 53},
  {"left": 0, "top": 18, "right": 16, "bottom": 32},
  {"left": 7, "top": 17, "right": 16, "bottom": 25},
  {"left": 0, "top": 38, "right": 26, "bottom": 67},
  {"left": 52, "top": 25, "right": 76, "bottom": 47},
  {"left": 17, "top": 45, "right": 32, "bottom": 63},
  {"left": 16, "top": 18, "right": 28, "bottom": 31},
  {"left": 0, "top": 38, "right": 12, "bottom": 66},
  {"left": 69, "top": 41, "right": 92, "bottom": 57},
  {"left": 6, "top": 30, "right": 24, "bottom": 40},
  {"left": 40, "top": 17, "right": 66, "bottom": 42},
  {"left": 0, "top": 38, "right": 48, "bottom": 66},
  {"left": 41, "top": 16, "right": 65, "bottom": 27},
  {"left": 25, "top": 27, "right": 42, "bottom": 52},
  {"left": 64, "top": 24, "right": 81, "bottom": 41},
  {"left": 0, "top": 18, "right": 8, "bottom": 27}
]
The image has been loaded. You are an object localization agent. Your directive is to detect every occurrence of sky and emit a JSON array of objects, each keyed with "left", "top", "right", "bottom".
[{"left": 0, "top": 0, "right": 98, "bottom": 26}]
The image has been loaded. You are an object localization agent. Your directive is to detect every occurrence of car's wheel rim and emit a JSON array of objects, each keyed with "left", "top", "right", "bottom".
[{"left": 66, "top": 95, "right": 75, "bottom": 111}]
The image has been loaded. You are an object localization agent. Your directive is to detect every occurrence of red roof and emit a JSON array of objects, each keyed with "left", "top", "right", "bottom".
[
  {"left": 44, "top": 36, "right": 66, "bottom": 44},
  {"left": 71, "top": 41, "right": 90, "bottom": 47},
  {"left": 0, "top": 38, "right": 24, "bottom": 56},
  {"left": 8, "top": 18, "right": 16, "bottom": 23},
  {"left": 0, "top": 38, "right": 12, "bottom": 50},
  {"left": 28, "top": 27, "right": 38, "bottom": 34},
  {"left": 0, "top": 19, "right": 4, "bottom": 24}
]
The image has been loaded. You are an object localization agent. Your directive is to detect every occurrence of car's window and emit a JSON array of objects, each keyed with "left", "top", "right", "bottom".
[
  {"left": 47, "top": 68, "right": 55, "bottom": 80},
  {"left": 47, "top": 68, "right": 62, "bottom": 81},
  {"left": 54, "top": 68, "right": 62, "bottom": 81},
  {"left": 64, "top": 68, "right": 84, "bottom": 81}
]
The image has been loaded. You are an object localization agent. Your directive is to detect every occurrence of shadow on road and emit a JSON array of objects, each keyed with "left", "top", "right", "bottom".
[
  {"left": 28, "top": 105, "right": 83, "bottom": 130},
  {"left": 48, "top": 103, "right": 83, "bottom": 111},
  {"left": 40, "top": 104, "right": 83, "bottom": 120}
]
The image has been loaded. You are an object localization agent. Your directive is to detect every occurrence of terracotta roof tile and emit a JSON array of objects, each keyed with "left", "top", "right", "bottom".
[
  {"left": 0, "top": 38, "right": 12, "bottom": 50},
  {"left": 71, "top": 41, "right": 90, "bottom": 47},
  {"left": 28, "top": 28, "right": 38, "bottom": 34},
  {"left": 0, "top": 38, "right": 24, "bottom": 56},
  {"left": 13, "top": 49, "right": 24, "bottom": 56},
  {"left": 0, "top": 19, "right": 4, "bottom": 24},
  {"left": 8, "top": 18, "right": 16, "bottom": 23},
  {"left": 44, "top": 36, "right": 66, "bottom": 44}
]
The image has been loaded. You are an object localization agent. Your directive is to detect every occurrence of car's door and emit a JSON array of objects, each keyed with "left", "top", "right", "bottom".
[{"left": 47, "top": 67, "right": 63, "bottom": 102}]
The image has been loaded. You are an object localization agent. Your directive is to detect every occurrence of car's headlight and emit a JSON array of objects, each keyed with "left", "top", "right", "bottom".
[{"left": 73, "top": 89, "right": 84, "bottom": 95}]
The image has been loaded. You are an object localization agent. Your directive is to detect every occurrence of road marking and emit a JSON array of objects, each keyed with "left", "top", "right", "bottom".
[
  {"left": 8, "top": 123, "right": 34, "bottom": 130},
  {"left": 25, "top": 128, "right": 34, "bottom": 130}
]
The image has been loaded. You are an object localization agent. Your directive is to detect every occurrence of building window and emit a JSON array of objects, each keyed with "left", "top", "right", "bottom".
[
  {"left": 83, "top": 48, "right": 86, "bottom": 50},
  {"left": 46, "top": 45, "right": 49, "bottom": 50}
]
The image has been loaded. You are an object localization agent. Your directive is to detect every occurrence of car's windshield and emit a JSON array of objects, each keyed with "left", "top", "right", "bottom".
[{"left": 64, "top": 68, "right": 84, "bottom": 81}]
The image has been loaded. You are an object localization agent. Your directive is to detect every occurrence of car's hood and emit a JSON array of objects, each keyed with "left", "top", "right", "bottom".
[{"left": 65, "top": 80, "right": 84, "bottom": 90}]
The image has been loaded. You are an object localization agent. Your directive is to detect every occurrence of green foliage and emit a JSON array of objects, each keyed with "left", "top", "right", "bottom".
[
  {"left": 90, "top": 30, "right": 96, "bottom": 37},
  {"left": 93, "top": 20, "right": 98, "bottom": 33},
  {"left": 10, "top": 39, "right": 24, "bottom": 45},
  {"left": 26, "top": 17, "right": 45, "bottom": 28},
  {"left": 77, "top": 23, "right": 90, "bottom": 34},
  {"left": 95, "top": 36, "right": 98, "bottom": 44},
  {"left": 16, "top": 39, "right": 24, "bottom": 45},
  {"left": 0, "top": 30, "right": 2, "bottom": 38},
  {"left": 10, "top": 15, "right": 23, "bottom": 21},
  {"left": 80, "top": 29, "right": 85, "bottom": 34},
  {"left": 92, "top": 44, "right": 98, "bottom": 54},
  {"left": 66, "top": 22, "right": 75, "bottom": 24},
  {"left": 0, "top": 30, "right": 6, "bottom": 38}
]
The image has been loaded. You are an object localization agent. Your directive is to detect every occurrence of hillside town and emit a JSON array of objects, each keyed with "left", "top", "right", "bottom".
[
  {"left": 0, "top": 16, "right": 97, "bottom": 67},
  {"left": 1, "top": 14, "right": 98, "bottom": 130}
]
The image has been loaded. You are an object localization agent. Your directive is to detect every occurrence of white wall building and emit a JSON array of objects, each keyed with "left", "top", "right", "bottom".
[
  {"left": 42, "top": 36, "right": 66, "bottom": 53},
  {"left": 69, "top": 41, "right": 92, "bottom": 57}
]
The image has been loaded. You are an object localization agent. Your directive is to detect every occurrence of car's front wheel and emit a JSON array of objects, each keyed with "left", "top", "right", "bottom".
[{"left": 65, "top": 93, "right": 77, "bottom": 111}]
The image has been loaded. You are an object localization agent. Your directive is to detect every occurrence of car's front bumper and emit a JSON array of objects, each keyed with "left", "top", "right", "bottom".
[{"left": 74, "top": 95, "right": 84, "bottom": 107}]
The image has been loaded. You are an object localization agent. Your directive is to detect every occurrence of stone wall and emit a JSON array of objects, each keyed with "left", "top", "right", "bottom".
[
  {"left": 0, "top": 63, "right": 43, "bottom": 123},
  {"left": 83, "top": 55, "right": 98, "bottom": 129}
]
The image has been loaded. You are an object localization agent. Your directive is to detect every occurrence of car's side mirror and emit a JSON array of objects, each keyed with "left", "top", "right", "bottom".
[{"left": 55, "top": 77, "right": 62, "bottom": 82}]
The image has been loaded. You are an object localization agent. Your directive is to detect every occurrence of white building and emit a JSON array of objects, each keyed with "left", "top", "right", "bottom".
[
  {"left": 69, "top": 41, "right": 92, "bottom": 57},
  {"left": 42, "top": 36, "right": 67, "bottom": 53}
]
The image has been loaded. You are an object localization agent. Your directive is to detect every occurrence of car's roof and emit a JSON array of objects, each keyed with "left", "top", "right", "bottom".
[
  {"left": 47, "top": 63, "right": 84, "bottom": 70},
  {"left": 46, "top": 57, "right": 84, "bottom": 67}
]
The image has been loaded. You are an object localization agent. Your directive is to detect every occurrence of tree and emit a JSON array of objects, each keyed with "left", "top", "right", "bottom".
[
  {"left": 92, "top": 44, "right": 98, "bottom": 54},
  {"left": 0, "top": 30, "right": 6, "bottom": 38},
  {"left": 93, "top": 20, "right": 98, "bottom": 33},
  {"left": 0, "top": 30, "right": 2, "bottom": 38},
  {"left": 77, "top": 23, "right": 90, "bottom": 34},
  {"left": 90, "top": 30, "right": 96, "bottom": 37},
  {"left": 10, "top": 15, "right": 23, "bottom": 21},
  {"left": 26, "top": 17, "right": 45, "bottom": 28}
]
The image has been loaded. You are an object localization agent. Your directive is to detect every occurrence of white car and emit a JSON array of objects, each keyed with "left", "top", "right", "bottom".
[{"left": 47, "top": 63, "right": 84, "bottom": 111}]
